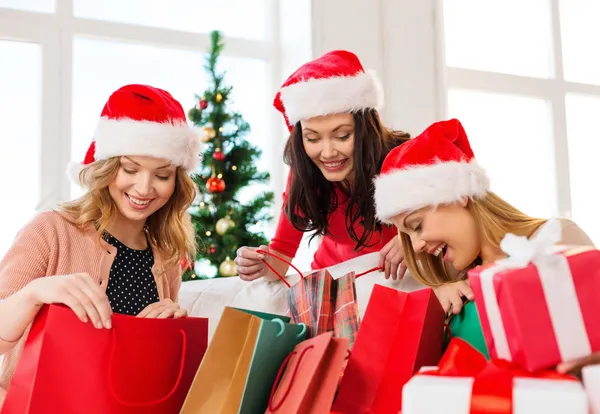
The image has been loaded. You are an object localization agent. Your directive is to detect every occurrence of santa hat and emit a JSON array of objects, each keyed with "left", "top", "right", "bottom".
[
  {"left": 273, "top": 50, "right": 384, "bottom": 131},
  {"left": 374, "top": 119, "right": 490, "bottom": 224},
  {"left": 67, "top": 84, "right": 201, "bottom": 185}
]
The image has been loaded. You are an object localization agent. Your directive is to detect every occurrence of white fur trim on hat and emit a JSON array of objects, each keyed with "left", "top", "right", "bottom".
[
  {"left": 280, "top": 70, "right": 384, "bottom": 125},
  {"left": 95, "top": 117, "right": 201, "bottom": 171},
  {"left": 375, "top": 160, "right": 490, "bottom": 224}
]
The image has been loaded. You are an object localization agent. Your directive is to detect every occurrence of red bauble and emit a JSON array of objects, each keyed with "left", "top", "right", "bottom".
[
  {"left": 180, "top": 258, "right": 193, "bottom": 271},
  {"left": 213, "top": 149, "right": 225, "bottom": 161},
  {"left": 206, "top": 177, "right": 226, "bottom": 193},
  {"left": 199, "top": 99, "right": 208, "bottom": 110}
]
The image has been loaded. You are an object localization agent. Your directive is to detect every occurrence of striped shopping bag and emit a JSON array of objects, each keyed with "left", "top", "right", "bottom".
[{"left": 257, "top": 250, "right": 381, "bottom": 348}]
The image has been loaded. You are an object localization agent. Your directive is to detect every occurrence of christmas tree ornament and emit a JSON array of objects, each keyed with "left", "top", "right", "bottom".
[
  {"left": 213, "top": 148, "right": 225, "bottom": 161},
  {"left": 219, "top": 256, "right": 237, "bottom": 277},
  {"left": 216, "top": 93, "right": 223, "bottom": 102},
  {"left": 180, "top": 258, "right": 194, "bottom": 271},
  {"left": 201, "top": 126, "right": 216, "bottom": 142},
  {"left": 209, "top": 244, "right": 217, "bottom": 254},
  {"left": 194, "top": 259, "right": 217, "bottom": 278},
  {"left": 215, "top": 215, "right": 235, "bottom": 235},
  {"left": 206, "top": 176, "right": 226, "bottom": 193},
  {"left": 199, "top": 98, "right": 208, "bottom": 110}
]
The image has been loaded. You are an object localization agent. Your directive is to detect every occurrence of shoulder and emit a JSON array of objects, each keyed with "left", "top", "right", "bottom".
[
  {"left": 19, "top": 210, "right": 91, "bottom": 243},
  {"left": 555, "top": 218, "right": 595, "bottom": 247}
]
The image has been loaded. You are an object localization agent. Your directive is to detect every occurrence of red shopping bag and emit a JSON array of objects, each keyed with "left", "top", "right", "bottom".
[
  {"left": 2, "top": 304, "right": 208, "bottom": 414},
  {"left": 332, "top": 285, "right": 446, "bottom": 414},
  {"left": 258, "top": 250, "right": 381, "bottom": 348},
  {"left": 266, "top": 332, "right": 349, "bottom": 414}
]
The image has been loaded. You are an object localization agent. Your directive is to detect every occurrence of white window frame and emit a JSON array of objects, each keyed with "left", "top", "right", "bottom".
[
  {"left": 0, "top": 0, "right": 292, "bottom": 218},
  {"left": 435, "top": 0, "right": 600, "bottom": 219}
]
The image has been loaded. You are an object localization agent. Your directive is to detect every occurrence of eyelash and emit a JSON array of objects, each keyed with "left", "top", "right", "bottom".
[
  {"left": 123, "top": 168, "right": 170, "bottom": 181},
  {"left": 414, "top": 223, "right": 423, "bottom": 232},
  {"left": 306, "top": 134, "right": 350, "bottom": 143}
]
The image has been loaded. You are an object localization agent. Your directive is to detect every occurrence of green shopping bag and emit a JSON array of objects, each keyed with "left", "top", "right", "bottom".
[
  {"left": 445, "top": 301, "right": 490, "bottom": 359},
  {"left": 180, "top": 307, "right": 306, "bottom": 414}
]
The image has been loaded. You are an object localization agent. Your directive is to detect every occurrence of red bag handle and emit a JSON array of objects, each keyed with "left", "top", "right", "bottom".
[
  {"left": 257, "top": 249, "right": 384, "bottom": 288},
  {"left": 268, "top": 345, "right": 314, "bottom": 412},
  {"left": 108, "top": 328, "right": 187, "bottom": 407}
]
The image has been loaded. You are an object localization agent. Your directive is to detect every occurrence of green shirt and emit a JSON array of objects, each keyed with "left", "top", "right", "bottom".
[{"left": 445, "top": 300, "right": 490, "bottom": 359}]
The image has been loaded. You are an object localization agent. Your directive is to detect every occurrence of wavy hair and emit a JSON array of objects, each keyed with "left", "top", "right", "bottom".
[
  {"left": 283, "top": 109, "right": 410, "bottom": 250},
  {"left": 58, "top": 157, "right": 197, "bottom": 269}
]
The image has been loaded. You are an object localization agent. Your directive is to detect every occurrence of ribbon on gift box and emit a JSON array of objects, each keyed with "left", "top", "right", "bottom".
[
  {"left": 421, "top": 338, "right": 577, "bottom": 414},
  {"left": 479, "top": 218, "right": 592, "bottom": 362}
]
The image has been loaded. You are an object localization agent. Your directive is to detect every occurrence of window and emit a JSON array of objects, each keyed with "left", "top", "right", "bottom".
[
  {"left": 73, "top": 0, "right": 268, "bottom": 40},
  {"left": 441, "top": 0, "right": 600, "bottom": 244},
  {"left": 0, "top": 41, "right": 42, "bottom": 257},
  {"left": 0, "top": 0, "right": 54, "bottom": 13}
]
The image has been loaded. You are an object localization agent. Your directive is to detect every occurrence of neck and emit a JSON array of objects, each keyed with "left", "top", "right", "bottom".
[
  {"left": 105, "top": 212, "right": 147, "bottom": 250},
  {"left": 478, "top": 235, "right": 506, "bottom": 265}
]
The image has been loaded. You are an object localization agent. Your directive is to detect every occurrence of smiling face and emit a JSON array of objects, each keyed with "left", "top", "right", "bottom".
[
  {"left": 300, "top": 113, "right": 355, "bottom": 183},
  {"left": 390, "top": 200, "right": 481, "bottom": 271},
  {"left": 108, "top": 156, "right": 177, "bottom": 225}
]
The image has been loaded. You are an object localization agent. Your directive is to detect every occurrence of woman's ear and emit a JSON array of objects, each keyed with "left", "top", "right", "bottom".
[{"left": 459, "top": 196, "right": 469, "bottom": 207}]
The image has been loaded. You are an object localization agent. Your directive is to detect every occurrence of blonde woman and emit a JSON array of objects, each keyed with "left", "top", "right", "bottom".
[
  {"left": 373, "top": 118, "right": 595, "bottom": 373},
  {"left": 0, "top": 84, "right": 200, "bottom": 399}
]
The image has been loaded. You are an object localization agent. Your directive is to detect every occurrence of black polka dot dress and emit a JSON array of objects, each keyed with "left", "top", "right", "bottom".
[{"left": 103, "top": 233, "right": 160, "bottom": 316}]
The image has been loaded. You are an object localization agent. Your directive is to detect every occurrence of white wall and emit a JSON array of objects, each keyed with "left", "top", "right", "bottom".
[{"left": 277, "top": 0, "right": 441, "bottom": 270}]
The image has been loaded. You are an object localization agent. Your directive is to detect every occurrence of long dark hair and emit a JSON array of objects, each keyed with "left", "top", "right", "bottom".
[{"left": 283, "top": 109, "right": 410, "bottom": 250}]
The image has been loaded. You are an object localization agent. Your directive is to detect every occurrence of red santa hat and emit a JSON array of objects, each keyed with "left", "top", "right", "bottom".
[
  {"left": 374, "top": 119, "right": 490, "bottom": 224},
  {"left": 67, "top": 84, "right": 201, "bottom": 184},
  {"left": 273, "top": 50, "right": 384, "bottom": 131}
]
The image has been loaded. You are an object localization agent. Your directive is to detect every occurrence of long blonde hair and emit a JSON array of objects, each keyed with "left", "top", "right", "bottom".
[
  {"left": 58, "top": 157, "right": 197, "bottom": 270},
  {"left": 401, "top": 191, "right": 547, "bottom": 287}
]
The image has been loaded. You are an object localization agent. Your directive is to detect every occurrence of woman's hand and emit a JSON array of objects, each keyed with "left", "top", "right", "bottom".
[
  {"left": 433, "top": 280, "right": 474, "bottom": 315},
  {"left": 379, "top": 236, "right": 407, "bottom": 280},
  {"left": 24, "top": 273, "right": 112, "bottom": 329},
  {"left": 235, "top": 245, "right": 270, "bottom": 281},
  {"left": 556, "top": 352, "right": 600, "bottom": 377},
  {"left": 137, "top": 299, "right": 187, "bottom": 319}
]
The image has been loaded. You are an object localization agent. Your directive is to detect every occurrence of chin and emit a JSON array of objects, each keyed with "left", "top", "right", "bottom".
[{"left": 319, "top": 168, "right": 352, "bottom": 183}]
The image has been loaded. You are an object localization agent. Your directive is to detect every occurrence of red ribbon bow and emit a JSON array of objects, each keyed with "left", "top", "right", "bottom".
[{"left": 421, "top": 338, "right": 577, "bottom": 414}]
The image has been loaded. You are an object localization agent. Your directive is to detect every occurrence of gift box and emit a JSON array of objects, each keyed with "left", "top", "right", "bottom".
[
  {"left": 583, "top": 364, "right": 600, "bottom": 414},
  {"left": 402, "top": 338, "right": 589, "bottom": 414},
  {"left": 468, "top": 219, "right": 600, "bottom": 372}
]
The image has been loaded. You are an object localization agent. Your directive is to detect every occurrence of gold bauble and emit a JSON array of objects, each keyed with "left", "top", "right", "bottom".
[
  {"left": 219, "top": 256, "right": 237, "bottom": 277},
  {"left": 216, "top": 93, "right": 223, "bottom": 102},
  {"left": 201, "top": 126, "right": 216, "bottom": 142},
  {"left": 215, "top": 215, "right": 235, "bottom": 235}
]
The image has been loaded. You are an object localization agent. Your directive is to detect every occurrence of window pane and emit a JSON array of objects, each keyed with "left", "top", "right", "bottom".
[
  {"left": 566, "top": 94, "right": 600, "bottom": 244},
  {"left": 560, "top": 0, "right": 600, "bottom": 85},
  {"left": 71, "top": 37, "right": 268, "bottom": 201},
  {"left": 447, "top": 90, "right": 556, "bottom": 218},
  {"left": 0, "top": 41, "right": 41, "bottom": 257},
  {"left": 0, "top": 0, "right": 54, "bottom": 13},
  {"left": 73, "top": 0, "right": 268, "bottom": 40},
  {"left": 443, "top": 0, "right": 553, "bottom": 78}
]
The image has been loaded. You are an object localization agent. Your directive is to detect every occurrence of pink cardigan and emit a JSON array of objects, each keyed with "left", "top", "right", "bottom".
[{"left": 0, "top": 210, "right": 182, "bottom": 399}]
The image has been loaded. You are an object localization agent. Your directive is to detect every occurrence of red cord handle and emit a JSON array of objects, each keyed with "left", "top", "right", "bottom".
[
  {"left": 355, "top": 266, "right": 384, "bottom": 278},
  {"left": 109, "top": 328, "right": 187, "bottom": 407},
  {"left": 268, "top": 345, "right": 314, "bottom": 411},
  {"left": 257, "top": 249, "right": 306, "bottom": 288}
]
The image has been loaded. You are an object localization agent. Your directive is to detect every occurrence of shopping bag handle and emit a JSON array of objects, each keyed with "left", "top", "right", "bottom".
[
  {"left": 256, "top": 249, "right": 305, "bottom": 288},
  {"left": 273, "top": 318, "right": 307, "bottom": 339},
  {"left": 354, "top": 266, "right": 384, "bottom": 278},
  {"left": 108, "top": 328, "right": 187, "bottom": 407},
  {"left": 268, "top": 345, "right": 314, "bottom": 411}
]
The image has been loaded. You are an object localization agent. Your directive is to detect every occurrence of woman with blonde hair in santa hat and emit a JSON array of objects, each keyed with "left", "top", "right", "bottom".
[
  {"left": 0, "top": 84, "right": 200, "bottom": 399},
  {"left": 236, "top": 50, "right": 411, "bottom": 281},
  {"left": 373, "top": 118, "right": 594, "bottom": 364}
]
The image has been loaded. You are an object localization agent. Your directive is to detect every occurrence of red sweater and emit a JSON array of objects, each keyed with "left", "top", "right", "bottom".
[{"left": 269, "top": 180, "right": 397, "bottom": 270}]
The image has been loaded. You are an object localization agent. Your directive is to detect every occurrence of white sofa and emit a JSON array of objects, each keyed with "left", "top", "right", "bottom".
[{"left": 178, "top": 252, "right": 426, "bottom": 340}]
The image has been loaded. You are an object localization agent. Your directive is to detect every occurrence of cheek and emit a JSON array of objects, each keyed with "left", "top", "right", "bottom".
[
  {"left": 155, "top": 179, "right": 176, "bottom": 200},
  {"left": 303, "top": 142, "right": 321, "bottom": 160}
]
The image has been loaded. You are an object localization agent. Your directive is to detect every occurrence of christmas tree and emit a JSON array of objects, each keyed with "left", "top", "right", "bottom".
[{"left": 183, "top": 30, "right": 274, "bottom": 280}]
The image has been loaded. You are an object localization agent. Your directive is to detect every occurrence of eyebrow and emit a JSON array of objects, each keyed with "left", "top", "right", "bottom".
[
  {"left": 302, "top": 124, "right": 353, "bottom": 134},
  {"left": 123, "top": 156, "right": 171, "bottom": 170},
  {"left": 403, "top": 212, "right": 417, "bottom": 230}
]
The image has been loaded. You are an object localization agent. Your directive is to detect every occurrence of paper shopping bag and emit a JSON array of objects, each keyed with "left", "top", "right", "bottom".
[
  {"left": 180, "top": 307, "right": 306, "bottom": 414},
  {"left": 2, "top": 304, "right": 208, "bottom": 414},
  {"left": 258, "top": 250, "right": 378, "bottom": 348},
  {"left": 266, "top": 332, "right": 349, "bottom": 414},
  {"left": 332, "top": 285, "right": 446, "bottom": 414}
]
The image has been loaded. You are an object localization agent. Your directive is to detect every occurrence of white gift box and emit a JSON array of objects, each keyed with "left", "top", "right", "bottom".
[
  {"left": 402, "top": 370, "right": 588, "bottom": 414},
  {"left": 583, "top": 363, "right": 600, "bottom": 414}
]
